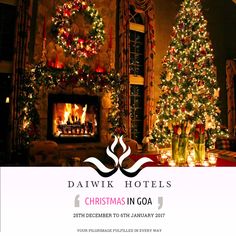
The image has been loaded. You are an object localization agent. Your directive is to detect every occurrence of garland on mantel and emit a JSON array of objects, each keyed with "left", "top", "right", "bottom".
[{"left": 18, "top": 62, "right": 127, "bottom": 148}]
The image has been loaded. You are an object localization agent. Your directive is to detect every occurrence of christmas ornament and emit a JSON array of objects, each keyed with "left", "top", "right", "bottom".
[
  {"left": 166, "top": 71, "right": 173, "bottom": 81},
  {"left": 151, "top": 0, "right": 224, "bottom": 150}
]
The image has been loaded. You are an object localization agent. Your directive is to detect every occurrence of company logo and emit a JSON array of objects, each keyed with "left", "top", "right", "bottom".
[{"left": 84, "top": 136, "right": 153, "bottom": 177}]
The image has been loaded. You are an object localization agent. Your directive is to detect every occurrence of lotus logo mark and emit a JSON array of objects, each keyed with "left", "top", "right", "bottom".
[{"left": 84, "top": 136, "right": 153, "bottom": 177}]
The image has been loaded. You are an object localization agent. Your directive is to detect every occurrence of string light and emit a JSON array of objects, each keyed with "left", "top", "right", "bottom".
[
  {"left": 18, "top": 62, "right": 126, "bottom": 147},
  {"left": 151, "top": 0, "right": 226, "bottom": 149},
  {"left": 53, "top": 0, "right": 105, "bottom": 58}
]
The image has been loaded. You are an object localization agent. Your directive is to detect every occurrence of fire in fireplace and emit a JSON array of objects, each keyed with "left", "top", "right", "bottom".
[{"left": 47, "top": 94, "right": 100, "bottom": 142}]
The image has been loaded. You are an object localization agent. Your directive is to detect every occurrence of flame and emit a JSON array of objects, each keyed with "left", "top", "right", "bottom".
[
  {"left": 52, "top": 101, "right": 99, "bottom": 137},
  {"left": 54, "top": 102, "right": 90, "bottom": 126},
  {"left": 81, "top": 104, "right": 87, "bottom": 124}
]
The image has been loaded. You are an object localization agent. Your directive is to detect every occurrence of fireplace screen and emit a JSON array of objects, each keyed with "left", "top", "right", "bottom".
[{"left": 48, "top": 94, "right": 100, "bottom": 142}]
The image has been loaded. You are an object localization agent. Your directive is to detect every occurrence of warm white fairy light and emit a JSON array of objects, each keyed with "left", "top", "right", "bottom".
[
  {"left": 202, "top": 160, "right": 209, "bottom": 167},
  {"left": 53, "top": 0, "right": 105, "bottom": 58},
  {"left": 151, "top": 0, "right": 223, "bottom": 149},
  {"left": 208, "top": 153, "right": 217, "bottom": 165}
]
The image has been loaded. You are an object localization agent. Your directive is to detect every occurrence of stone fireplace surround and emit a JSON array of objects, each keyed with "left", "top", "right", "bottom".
[{"left": 37, "top": 85, "right": 112, "bottom": 160}]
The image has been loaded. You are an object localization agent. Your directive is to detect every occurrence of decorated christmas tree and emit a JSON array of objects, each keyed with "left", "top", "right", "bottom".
[{"left": 151, "top": 0, "right": 221, "bottom": 149}]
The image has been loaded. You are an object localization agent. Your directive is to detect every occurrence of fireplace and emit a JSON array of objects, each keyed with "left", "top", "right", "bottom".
[{"left": 47, "top": 94, "right": 100, "bottom": 143}]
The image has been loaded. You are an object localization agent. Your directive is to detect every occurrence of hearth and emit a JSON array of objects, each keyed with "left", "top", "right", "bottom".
[{"left": 47, "top": 94, "right": 100, "bottom": 143}]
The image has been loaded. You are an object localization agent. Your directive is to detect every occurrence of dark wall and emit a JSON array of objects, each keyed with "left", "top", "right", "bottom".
[
  {"left": 202, "top": 0, "right": 236, "bottom": 125},
  {"left": 153, "top": 0, "right": 182, "bottom": 100}
]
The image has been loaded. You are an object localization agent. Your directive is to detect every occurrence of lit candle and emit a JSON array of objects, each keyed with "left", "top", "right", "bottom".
[
  {"left": 190, "top": 149, "right": 194, "bottom": 157},
  {"left": 160, "top": 153, "right": 168, "bottom": 164},
  {"left": 202, "top": 160, "right": 209, "bottom": 167},
  {"left": 155, "top": 145, "right": 160, "bottom": 154},
  {"left": 208, "top": 153, "right": 217, "bottom": 165},
  {"left": 188, "top": 161, "right": 195, "bottom": 167},
  {"left": 168, "top": 159, "right": 176, "bottom": 167},
  {"left": 156, "top": 154, "right": 162, "bottom": 165},
  {"left": 166, "top": 150, "right": 171, "bottom": 157},
  {"left": 187, "top": 155, "right": 193, "bottom": 164},
  {"left": 161, "top": 153, "right": 167, "bottom": 160}
]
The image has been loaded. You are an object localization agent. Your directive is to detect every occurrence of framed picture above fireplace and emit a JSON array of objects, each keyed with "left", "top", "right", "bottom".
[{"left": 47, "top": 94, "right": 100, "bottom": 143}]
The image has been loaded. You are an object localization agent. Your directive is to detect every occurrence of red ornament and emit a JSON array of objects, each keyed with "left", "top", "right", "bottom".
[
  {"left": 73, "top": 5, "right": 79, "bottom": 11},
  {"left": 181, "top": 38, "right": 185, "bottom": 45},
  {"left": 194, "top": 63, "right": 199, "bottom": 69},
  {"left": 174, "top": 85, "right": 179, "bottom": 93},
  {"left": 170, "top": 47, "right": 175, "bottom": 54},
  {"left": 200, "top": 47, "right": 207, "bottom": 55},
  {"left": 63, "top": 31, "right": 69, "bottom": 38},
  {"left": 171, "top": 29, "right": 177, "bottom": 37},
  {"left": 208, "top": 95, "right": 212, "bottom": 100},
  {"left": 77, "top": 68, "right": 84, "bottom": 74},
  {"left": 63, "top": 9, "right": 71, "bottom": 17},
  {"left": 78, "top": 38, "right": 85, "bottom": 44},
  {"left": 179, "top": 23, "right": 184, "bottom": 29},
  {"left": 67, "top": 34, "right": 73, "bottom": 45},
  {"left": 172, "top": 109, "right": 177, "bottom": 115},
  {"left": 197, "top": 80, "right": 204, "bottom": 86},
  {"left": 82, "top": 4, "right": 88, "bottom": 10},
  {"left": 177, "top": 63, "right": 182, "bottom": 70}
]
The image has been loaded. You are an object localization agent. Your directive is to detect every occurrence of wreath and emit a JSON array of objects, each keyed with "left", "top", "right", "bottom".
[{"left": 52, "top": 0, "right": 105, "bottom": 58}]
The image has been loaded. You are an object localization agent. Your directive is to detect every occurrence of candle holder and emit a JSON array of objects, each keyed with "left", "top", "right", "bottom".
[
  {"left": 193, "top": 124, "right": 206, "bottom": 165},
  {"left": 156, "top": 154, "right": 162, "bottom": 166},
  {"left": 188, "top": 161, "right": 195, "bottom": 167},
  {"left": 160, "top": 152, "right": 168, "bottom": 164},
  {"left": 208, "top": 153, "right": 217, "bottom": 165},
  {"left": 194, "top": 142, "right": 205, "bottom": 165},
  {"left": 172, "top": 135, "right": 189, "bottom": 166},
  {"left": 202, "top": 160, "right": 209, "bottom": 167},
  {"left": 168, "top": 159, "right": 176, "bottom": 167}
]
